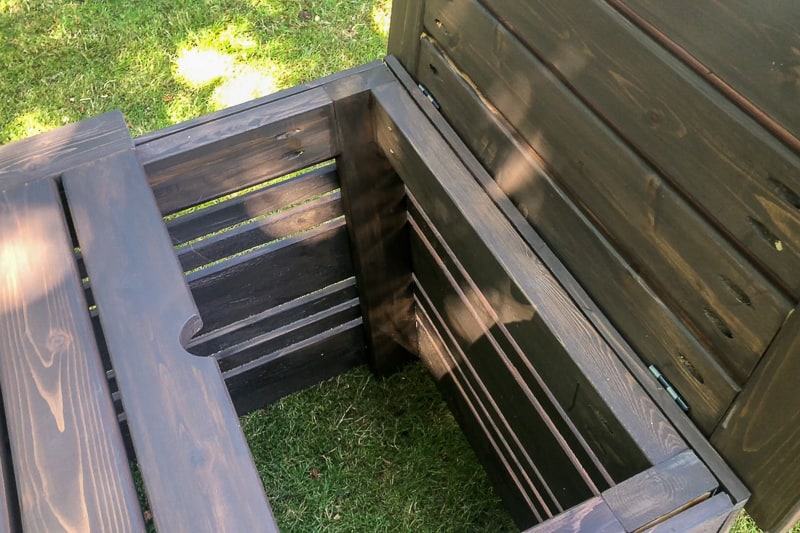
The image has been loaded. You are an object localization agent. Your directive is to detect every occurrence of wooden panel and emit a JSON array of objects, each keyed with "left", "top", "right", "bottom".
[
  {"left": 386, "top": 55, "right": 749, "bottom": 507},
  {"left": 415, "top": 299, "right": 547, "bottom": 526},
  {"left": 475, "top": 0, "right": 800, "bottom": 299},
  {"left": 524, "top": 497, "right": 624, "bottom": 533},
  {"left": 602, "top": 450, "right": 718, "bottom": 531},
  {"left": 410, "top": 208, "right": 620, "bottom": 491},
  {"left": 137, "top": 88, "right": 336, "bottom": 215},
  {"left": 62, "top": 150, "right": 277, "bottom": 532},
  {"left": 332, "top": 89, "right": 415, "bottom": 375},
  {"left": 165, "top": 164, "right": 339, "bottom": 245},
  {"left": 373, "top": 80, "right": 686, "bottom": 465},
  {"left": 712, "top": 305, "right": 800, "bottom": 532},
  {"left": 0, "top": 398, "right": 20, "bottom": 532},
  {"left": 422, "top": 0, "right": 792, "bottom": 384},
  {"left": 413, "top": 40, "right": 738, "bottom": 434},
  {"left": 0, "top": 178, "right": 143, "bottom": 532},
  {"left": 611, "top": 0, "right": 800, "bottom": 143},
  {"left": 224, "top": 320, "right": 366, "bottom": 415},
  {"left": 643, "top": 494, "right": 737, "bottom": 533},
  {"left": 177, "top": 192, "right": 344, "bottom": 272},
  {"left": 387, "top": 0, "right": 425, "bottom": 74},
  {"left": 187, "top": 220, "right": 354, "bottom": 333},
  {"left": 0, "top": 111, "right": 132, "bottom": 189}
]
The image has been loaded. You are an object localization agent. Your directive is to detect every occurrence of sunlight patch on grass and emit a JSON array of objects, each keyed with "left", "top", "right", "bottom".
[
  {"left": 210, "top": 65, "right": 278, "bottom": 108},
  {"left": 372, "top": 1, "right": 392, "bottom": 38},
  {"left": 175, "top": 48, "right": 235, "bottom": 87},
  {"left": 8, "top": 110, "right": 59, "bottom": 139}
]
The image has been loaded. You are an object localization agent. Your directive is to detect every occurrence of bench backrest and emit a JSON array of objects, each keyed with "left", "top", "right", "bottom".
[{"left": 388, "top": 0, "right": 800, "bottom": 530}]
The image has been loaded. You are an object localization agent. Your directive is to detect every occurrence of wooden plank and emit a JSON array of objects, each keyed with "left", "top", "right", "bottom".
[
  {"left": 187, "top": 220, "right": 354, "bottom": 333},
  {"left": 387, "top": 0, "right": 425, "bottom": 74},
  {"left": 523, "top": 497, "right": 625, "bottom": 533},
  {"left": 372, "top": 80, "right": 686, "bottom": 465},
  {"left": 410, "top": 209, "right": 619, "bottom": 491},
  {"left": 476, "top": 0, "right": 800, "bottom": 298},
  {"left": 0, "top": 397, "right": 20, "bottom": 532},
  {"left": 165, "top": 164, "right": 339, "bottom": 245},
  {"left": 415, "top": 300, "right": 547, "bottom": 527},
  {"left": 643, "top": 494, "right": 737, "bottom": 533},
  {"left": 177, "top": 192, "right": 344, "bottom": 272},
  {"left": 711, "top": 305, "right": 800, "bottom": 532},
  {"left": 190, "top": 278, "right": 359, "bottom": 356},
  {"left": 62, "top": 150, "right": 277, "bottom": 532},
  {"left": 412, "top": 40, "right": 739, "bottom": 434},
  {"left": 0, "top": 178, "right": 144, "bottom": 532},
  {"left": 330, "top": 89, "right": 415, "bottom": 376},
  {"left": 224, "top": 320, "right": 366, "bottom": 415},
  {"left": 0, "top": 111, "right": 132, "bottom": 189},
  {"left": 136, "top": 88, "right": 336, "bottom": 215},
  {"left": 610, "top": 0, "right": 800, "bottom": 145},
  {"left": 385, "top": 54, "right": 750, "bottom": 505},
  {"left": 422, "top": 0, "right": 792, "bottom": 383},
  {"left": 602, "top": 450, "right": 718, "bottom": 531}
]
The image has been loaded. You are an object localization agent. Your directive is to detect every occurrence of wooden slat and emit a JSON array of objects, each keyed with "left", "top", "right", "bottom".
[
  {"left": 415, "top": 299, "right": 546, "bottom": 527},
  {"left": 187, "top": 220, "right": 354, "bottom": 332},
  {"left": 224, "top": 320, "right": 366, "bottom": 415},
  {"left": 62, "top": 150, "right": 277, "bottom": 532},
  {"left": 0, "top": 178, "right": 143, "bottom": 532},
  {"left": 602, "top": 450, "right": 718, "bottom": 531},
  {"left": 387, "top": 0, "right": 426, "bottom": 74},
  {"left": 0, "top": 398, "right": 19, "bottom": 532},
  {"left": 410, "top": 209, "right": 618, "bottom": 492},
  {"left": 386, "top": 55, "right": 749, "bottom": 507},
  {"left": 331, "top": 89, "right": 415, "bottom": 375},
  {"left": 0, "top": 111, "right": 132, "bottom": 189},
  {"left": 643, "top": 493, "right": 737, "bottom": 533},
  {"left": 372, "top": 80, "right": 686, "bottom": 466},
  {"left": 422, "top": 0, "right": 792, "bottom": 384},
  {"left": 137, "top": 88, "right": 336, "bottom": 215},
  {"left": 712, "top": 305, "right": 800, "bottom": 532},
  {"left": 412, "top": 40, "right": 738, "bottom": 434},
  {"left": 524, "top": 497, "right": 625, "bottom": 533},
  {"left": 610, "top": 0, "right": 800, "bottom": 145},
  {"left": 177, "top": 192, "right": 344, "bottom": 272},
  {"left": 165, "top": 164, "right": 339, "bottom": 245},
  {"left": 476, "top": 0, "right": 800, "bottom": 299}
]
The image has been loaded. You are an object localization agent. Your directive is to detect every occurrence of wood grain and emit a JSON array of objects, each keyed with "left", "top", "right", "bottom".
[
  {"left": 332, "top": 89, "right": 416, "bottom": 375},
  {"left": 387, "top": 0, "right": 425, "bottom": 75},
  {"left": 643, "top": 493, "right": 737, "bottom": 533},
  {"left": 62, "top": 150, "right": 277, "bottom": 532},
  {"left": 0, "top": 396, "right": 20, "bottom": 532},
  {"left": 0, "top": 178, "right": 144, "bottom": 532},
  {"left": 602, "top": 450, "right": 718, "bottom": 531},
  {"left": 412, "top": 39, "right": 739, "bottom": 434},
  {"left": 373, "top": 79, "right": 685, "bottom": 466},
  {"left": 712, "top": 305, "right": 800, "bottom": 532},
  {"left": 0, "top": 111, "right": 132, "bottom": 190},
  {"left": 523, "top": 497, "right": 624, "bottom": 533}
]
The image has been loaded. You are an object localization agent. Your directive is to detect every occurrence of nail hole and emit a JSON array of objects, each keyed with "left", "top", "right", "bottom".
[
  {"left": 274, "top": 128, "right": 302, "bottom": 141},
  {"left": 678, "top": 353, "right": 705, "bottom": 384},
  {"left": 429, "top": 63, "right": 438, "bottom": 76},
  {"left": 389, "top": 148, "right": 395, "bottom": 155},
  {"left": 704, "top": 308, "right": 734, "bottom": 339},
  {"left": 767, "top": 177, "right": 800, "bottom": 210},
  {"left": 718, "top": 275, "right": 753, "bottom": 308},
  {"left": 747, "top": 216, "right": 784, "bottom": 251},
  {"left": 283, "top": 149, "right": 304, "bottom": 160},
  {"left": 435, "top": 18, "right": 443, "bottom": 28}
]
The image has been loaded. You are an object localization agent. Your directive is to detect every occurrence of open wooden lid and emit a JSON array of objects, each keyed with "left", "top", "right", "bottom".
[{"left": 387, "top": 0, "right": 800, "bottom": 530}]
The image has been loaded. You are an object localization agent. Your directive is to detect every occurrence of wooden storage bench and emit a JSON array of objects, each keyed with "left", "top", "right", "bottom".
[{"left": 1, "top": 0, "right": 799, "bottom": 531}]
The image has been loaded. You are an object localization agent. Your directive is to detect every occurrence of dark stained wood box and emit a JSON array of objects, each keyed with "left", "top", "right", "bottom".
[{"left": 0, "top": 0, "right": 799, "bottom": 531}]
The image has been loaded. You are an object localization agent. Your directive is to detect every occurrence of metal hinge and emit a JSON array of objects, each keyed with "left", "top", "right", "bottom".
[
  {"left": 417, "top": 83, "right": 441, "bottom": 110},
  {"left": 648, "top": 365, "right": 690, "bottom": 413}
]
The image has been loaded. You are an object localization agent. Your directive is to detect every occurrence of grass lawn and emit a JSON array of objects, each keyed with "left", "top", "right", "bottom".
[{"left": 0, "top": 1, "right": 796, "bottom": 531}]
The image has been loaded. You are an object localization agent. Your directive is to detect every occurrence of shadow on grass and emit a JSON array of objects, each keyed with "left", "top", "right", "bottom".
[{"left": 0, "top": 0, "right": 391, "bottom": 143}]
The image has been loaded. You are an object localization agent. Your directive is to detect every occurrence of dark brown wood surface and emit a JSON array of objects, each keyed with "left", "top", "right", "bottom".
[
  {"left": 643, "top": 493, "right": 737, "bottom": 533},
  {"left": 712, "top": 305, "right": 800, "bottom": 531},
  {"left": 610, "top": 0, "right": 800, "bottom": 145},
  {"left": 387, "top": 0, "right": 425, "bottom": 74},
  {"left": 62, "top": 150, "right": 277, "bottom": 532},
  {"left": 0, "top": 178, "right": 144, "bottom": 532},
  {"left": 423, "top": 0, "right": 791, "bottom": 388},
  {"left": 523, "top": 497, "right": 625, "bottom": 533},
  {"left": 373, "top": 78, "right": 686, "bottom": 466},
  {"left": 0, "top": 111, "right": 132, "bottom": 190},
  {"left": 411, "top": 39, "right": 738, "bottom": 434},
  {"left": 136, "top": 88, "right": 336, "bottom": 215},
  {"left": 331, "top": 88, "right": 415, "bottom": 375},
  {"left": 602, "top": 450, "right": 718, "bottom": 531}
]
